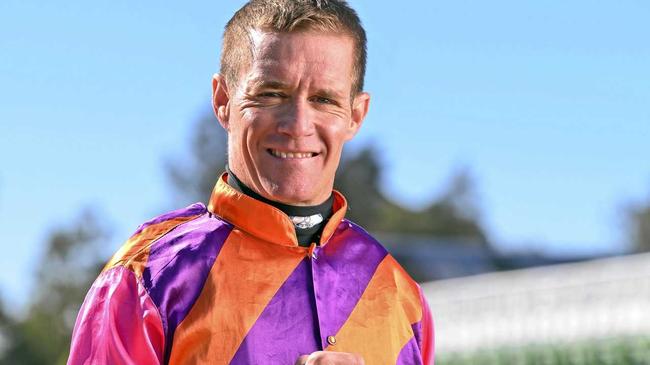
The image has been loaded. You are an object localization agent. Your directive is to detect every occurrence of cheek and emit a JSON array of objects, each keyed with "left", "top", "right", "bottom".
[
  {"left": 240, "top": 109, "right": 275, "bottom": 135},
  {"left": 324, "top": 126, "right": 352, "bottom": 152},
  {"left": 239, "top": 114, "right": 271, "bottom": 159},
  {"left": 239, "top": 107, "right": 257, "bottom": 121},
  {"left": 227, "top": 124, "right": 251, "bottom": 162}
]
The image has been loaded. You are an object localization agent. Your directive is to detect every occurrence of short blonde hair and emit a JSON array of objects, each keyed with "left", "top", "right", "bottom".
[{"left": 221, "top": 0, "right": 367, "bottom": 95}]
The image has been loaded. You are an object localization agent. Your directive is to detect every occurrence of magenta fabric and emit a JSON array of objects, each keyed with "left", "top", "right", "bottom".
[
  {"left": 419, "top": 287, "right": 435, "bottom": 364},
  {"left": 311, "top": 220, "right": 388, "bottom": 349},
  {"left": 142, "top": 215, "right": 233, "bottom": 363},
  {"left": 68, "top": 266, "right": 164, "bottom": 365},
  {"left": 422, "top": 295, "right": 435, "bottom": 364},
  {"left": 229, "top": 258, "right": 321, "bottom": 364}
]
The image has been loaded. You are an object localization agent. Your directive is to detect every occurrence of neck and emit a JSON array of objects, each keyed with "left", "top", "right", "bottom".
[{"left": 225, "top": 166, "right": 334, "bottom": 246}]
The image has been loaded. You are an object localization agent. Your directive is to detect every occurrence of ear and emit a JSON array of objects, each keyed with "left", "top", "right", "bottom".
[
  {"left": 212, "top": 73, "right": 231, "bottom": 130},
  {"left": 345, "top": 91, "right": 370, "bottom": 140}
]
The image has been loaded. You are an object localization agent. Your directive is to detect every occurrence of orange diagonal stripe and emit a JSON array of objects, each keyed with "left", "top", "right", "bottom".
[
  {"left": 104, "top": 214, "right": 203, "bottom": 278},
  {"left": 168, "top": 229, "right": 307, "bottom": 364},
  {"left": 327, "top": 255, "right": 423, "bottom": 364}
]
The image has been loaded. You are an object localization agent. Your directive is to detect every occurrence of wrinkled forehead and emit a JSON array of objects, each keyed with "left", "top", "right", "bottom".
[{"left": 241, "top": 30, "right": 356, "bottom": 91}]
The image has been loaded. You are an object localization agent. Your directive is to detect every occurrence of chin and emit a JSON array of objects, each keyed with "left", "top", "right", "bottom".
[{"left": 265, "top": 181, "right": 321, "bottom": 206}]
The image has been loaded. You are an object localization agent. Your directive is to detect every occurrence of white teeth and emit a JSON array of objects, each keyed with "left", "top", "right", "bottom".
[{"left": 270, "top": 150, "right": 314, "bottom": 159}]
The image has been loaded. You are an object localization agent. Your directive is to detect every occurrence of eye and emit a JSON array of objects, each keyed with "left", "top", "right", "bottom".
[
  {"left": 310, "top": 96, "right": 335, "bottom": 105},
  {"left": 258, "top": 91, "right": 285, "bottom": 98}
]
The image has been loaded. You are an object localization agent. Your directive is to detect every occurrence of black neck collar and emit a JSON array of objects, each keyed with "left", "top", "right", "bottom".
[{"left": 225, "top": 167, "right": 334, "bottom": 246}]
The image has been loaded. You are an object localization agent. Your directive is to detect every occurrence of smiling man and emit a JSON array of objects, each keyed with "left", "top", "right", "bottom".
[
  {"left": 216, "top": 30, "right": 364, "bottom": 208},
  {"left": 68, "top": 1, "right": 433, "bottom": 364}
]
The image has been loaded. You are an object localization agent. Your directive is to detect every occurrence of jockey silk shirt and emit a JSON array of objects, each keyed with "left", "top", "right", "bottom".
[{"left": 68, "top": 173, "right": 434, "bottom": 364}]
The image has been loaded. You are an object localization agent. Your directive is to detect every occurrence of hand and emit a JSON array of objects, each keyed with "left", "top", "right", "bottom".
[{"left": 294, "top": 351, "right": 365, "bottom": 365}]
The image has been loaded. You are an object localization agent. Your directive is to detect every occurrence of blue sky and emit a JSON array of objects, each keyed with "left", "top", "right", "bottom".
[{"left": 1, "top": 0, "right": 648, "bottom": 310}]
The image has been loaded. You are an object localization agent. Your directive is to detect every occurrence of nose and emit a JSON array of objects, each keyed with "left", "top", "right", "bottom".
[{"left": 277, "top": 99, "right": 315, "bottom": 137}]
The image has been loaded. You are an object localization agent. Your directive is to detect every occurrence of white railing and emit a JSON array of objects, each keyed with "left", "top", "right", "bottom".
[{"left": 421, "top": 252, "right": 650, "bottom": 354}]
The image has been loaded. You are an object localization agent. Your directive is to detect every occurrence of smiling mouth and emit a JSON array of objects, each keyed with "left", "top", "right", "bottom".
[{"left": 268, "top": 149, "right": 318, "bottom": 159}]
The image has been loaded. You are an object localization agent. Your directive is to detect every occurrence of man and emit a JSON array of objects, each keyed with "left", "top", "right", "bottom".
[{"left": 68, "top": 1, "right": 434, "bottom": 364}]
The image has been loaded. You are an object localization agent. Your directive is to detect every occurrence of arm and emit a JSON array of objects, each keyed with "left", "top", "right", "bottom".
[
  {"left": 68, "top": 266, "right": 164, "bottom": 365},
  {"left": 420, "top": 292, "right": 435, "bottom": 365}
]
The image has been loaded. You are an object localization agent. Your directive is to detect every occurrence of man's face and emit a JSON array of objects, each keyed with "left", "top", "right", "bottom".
[{"left": 213, "top": 31, "right": 370, "bottom": 206}]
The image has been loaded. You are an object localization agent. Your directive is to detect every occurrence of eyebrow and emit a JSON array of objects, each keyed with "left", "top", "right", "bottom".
[
  {"left": 246, "top": 78, "right": 348, "bottom": 100},
  {"left": 315, "top": 88, "right": 346, "bottom": 101},
  {"left": 247, "top": 79, "right": 289, "bottom": 91}
]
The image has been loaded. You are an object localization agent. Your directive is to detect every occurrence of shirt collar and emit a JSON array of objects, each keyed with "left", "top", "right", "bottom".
[{"left": 207, "top": 172, "right": 348, "bottom": 247}]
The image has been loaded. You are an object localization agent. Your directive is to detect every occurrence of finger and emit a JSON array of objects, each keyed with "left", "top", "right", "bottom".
[
  {"left": 300, "top": 351, "right": 365, "bottom": 365},
  {"left": 294, "top": 354, "right": 309, "bottom": 365}
]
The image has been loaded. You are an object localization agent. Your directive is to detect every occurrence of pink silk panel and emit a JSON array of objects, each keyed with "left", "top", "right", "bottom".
[{"left": 68, "top": 266, "right": 164, "bottom": 365}]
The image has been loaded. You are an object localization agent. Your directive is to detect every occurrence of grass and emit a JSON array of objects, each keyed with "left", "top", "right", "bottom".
[{"left": 436, "top": 336, "right": 650, "bottom": 365}]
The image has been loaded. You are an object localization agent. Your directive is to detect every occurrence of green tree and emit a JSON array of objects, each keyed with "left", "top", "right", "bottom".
[
  {"left": 0, "top": 296, "right": 16, "bottom": 361},
  {"left": 165, "top": 111, "right": 228, "bottom": 206},
  {"left": 0, "top": 208, "right": 109, "bottom": 365},
  {"left": 334, "top": 146, "right": 385, "bottom": 228},
  {"left": 335, "top": 147, "right": 488, "bottom": 243}
]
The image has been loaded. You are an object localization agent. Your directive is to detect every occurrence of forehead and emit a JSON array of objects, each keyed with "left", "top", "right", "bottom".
[{"left": 242, "top": 31, "right": 355, "bottom": 90}]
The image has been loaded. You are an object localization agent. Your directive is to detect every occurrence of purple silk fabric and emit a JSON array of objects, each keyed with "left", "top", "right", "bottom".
[
  {"left": 132, "top": 203, "right": 207, "bottom": 237},
  {"left": 412, "top": 321, "right": 423, "bottom": 351},
  {"left": 396, "top": 337, "right": 424, "bottom": 365},
  {"left": 230, "top": 259, "right": 321, "bottom": 365},
  {"left": 311, "top": 220, "right": 388, "bottom": 349},
  {"left": 142, "top": 214, "right": 233, "bottom": 363}
]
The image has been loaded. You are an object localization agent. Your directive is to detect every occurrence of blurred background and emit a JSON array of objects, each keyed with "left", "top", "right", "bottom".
[{"left": 1, "top": 0, "right": 648, "bottom": 364}]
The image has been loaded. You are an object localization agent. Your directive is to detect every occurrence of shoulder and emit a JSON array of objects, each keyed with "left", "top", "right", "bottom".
[
  {"left": 326, "top": 220, "right": 431, "bottom": 358},
  {"left": 341, "top": 221, "right": 428, "bottom": 334},
  {"left": 329, "top": 219, "right": 421, "bottom": 291},
  {"left": 328, "top": 218, "right": 389, "bottom": 255},
  {"left": 100, "top": 202, "right": 236, "bottom": 349},
  {"left": 74, "top": 203, "right": 234, "bottom": 364},
  {"left": 104, "top": 202, "right": 233, "bottom": 278}
]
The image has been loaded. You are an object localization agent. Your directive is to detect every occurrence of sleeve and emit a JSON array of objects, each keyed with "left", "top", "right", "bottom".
[
  {"left": 419, "top": 288, "right": 435, "bottom": 365},
  {"left": 421, "top": 296, "right": 434, "bottom": 365},
  {"left": 67, "top": 266, "right": 165, "bottom": 365}
]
